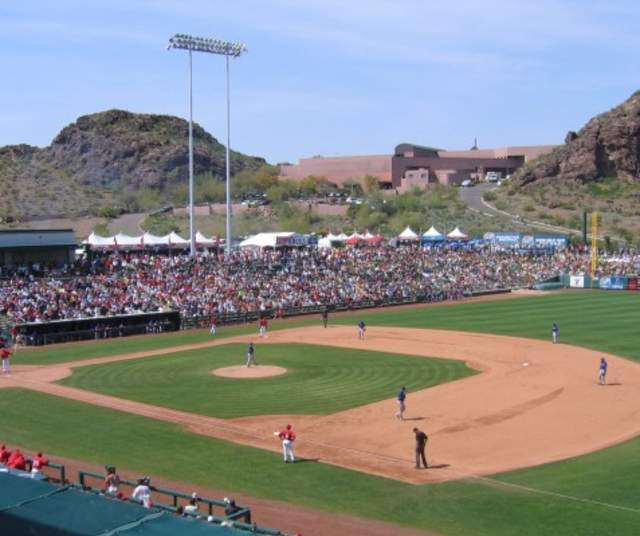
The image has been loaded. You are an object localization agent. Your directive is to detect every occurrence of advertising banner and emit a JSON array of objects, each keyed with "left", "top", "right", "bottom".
[
  {"left": 599, "top": 276, "right": 627, "bottom": 290},
  {"left": 569, "top": 275, "right": 585, "bottom": 288},
  {"left": 628, "top": 277, "right": 638, "bottom": 290}
]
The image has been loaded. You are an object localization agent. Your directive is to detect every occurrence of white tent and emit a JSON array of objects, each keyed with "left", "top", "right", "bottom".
[
  {"left": 239, "top": 232, "right": 296, "bottom": 249},
  {"left": 335, "top": 233, "right": 348, "bottom": 241},
  {"left": 86, "top": 232, "right": 116, "bottom": 248},
  {"left": 447, "top": 227, "right": 469, "bottom": 240},
  {"left": 113, "top": 233, "right": 142, "bottom": 247},
  {"left": 142, "top": 232, "right": 168, "bottom": 246},
  {"left": 195, "top": 231, "right": 217, "bottom": 246},
  {"left": 168, "top": 231, "right": 189, "bottom": 246},
  {"left": 422, "top": 226, "right": 445, "bottom": 241},
  {"left": 362, "top": 230, "right": 374, "bottom": 240},
  {"left": 397, "top": 226, "right": 419, "bottom": 241},
  {"left": 317, "top": 236, "right": 333, "bottom": 249}
]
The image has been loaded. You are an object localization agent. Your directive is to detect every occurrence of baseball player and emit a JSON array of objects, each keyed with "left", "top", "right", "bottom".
[
  {"left": 357, "top": 320, "right": 366, "bottom": 340},
  {"left": 321, "top": 309, "right": 329, "bottom": 328},
  {"left": 246, "top": 342, "right": 257, "bottom": 367},
  {"left": 259, "top": 317, "right": 268, "bottom": 338},
  {"left": 413, "top": 427, "right": 428, "bottom": 469},
  {"left": 209, "top": 318, "right": 217, "bottom": 337},
  {"left": 551, "top": 322, "right": 559, "bottom": 344},
  {"left": 1, "top": 347, "right": 11, "bottom": 375},
  {"left": 274, "top": 424, "right": 296, "bottom": 463},
  {"left": 396, "top": 386, "right": 407, "bottom": 420},
  {"left": 599, "top": 357, "right": 608, "bottom": 385}
]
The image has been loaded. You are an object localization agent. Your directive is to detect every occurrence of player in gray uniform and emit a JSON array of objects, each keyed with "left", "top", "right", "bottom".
[{"left": 246, "top": 342, "right": 257, "bottom": 367}]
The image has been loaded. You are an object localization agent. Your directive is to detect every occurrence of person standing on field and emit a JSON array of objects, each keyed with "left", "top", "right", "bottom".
[
  {"left": 246, "top": 342, "right": 257, "bottom": 367},
  {"left": 396, "top": 386, "right": 407, "bottom": 420},
  {"left": 551, "top": 322, "right": 559, "bottom": 344},
  {"left": 1, "top": 347, "right": 11, "bottom": 375},
  {"left": 259, "top": 317, "right": 268, "bottom": 338},
  {"left": 321, "top": 309, "right": 329, "bottom": 328},
  {"left": 274, "top": 424, "right": 296, "bottom": 463},
  {"left": 209, "top": 318, "right": 217, "bottom": 337},
  {"left": 599, "top": 357, "right": 608, "bottom": 385},
  {"left": 413, "top": 427, "right": 428, "bottom": 469},
  {"left": 357, "top": 320, "right": 366, "bottom": 340}
]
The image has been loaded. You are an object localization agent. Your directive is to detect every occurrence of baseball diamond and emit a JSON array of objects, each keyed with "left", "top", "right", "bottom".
[{"left": 2, "top": 291, "right": 640, "bottom": 535}]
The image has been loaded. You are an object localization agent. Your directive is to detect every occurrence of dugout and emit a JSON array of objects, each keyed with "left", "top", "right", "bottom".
[
  {"left": 0, "top": 229, "right": 77, "bottom": 269},
  {"left": 15, "top": 310, "right": 180, "bottom": 346},
  {"left": 0, "top": 471, "right": 288, "bottom": 536}
]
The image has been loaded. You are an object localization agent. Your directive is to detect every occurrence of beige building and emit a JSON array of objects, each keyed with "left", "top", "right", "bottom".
[{"left": 280, "top": 143, "right": 557, "bottom": 190}]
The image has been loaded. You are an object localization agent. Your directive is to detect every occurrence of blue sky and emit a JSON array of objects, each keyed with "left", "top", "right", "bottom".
[{"left": 1, "top": 0, "right": 639, "bottom": 163}]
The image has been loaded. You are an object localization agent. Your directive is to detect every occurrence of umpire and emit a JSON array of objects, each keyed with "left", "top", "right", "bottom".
[{"left": 413, "top": 427, "right": 428, "bottom": 469}]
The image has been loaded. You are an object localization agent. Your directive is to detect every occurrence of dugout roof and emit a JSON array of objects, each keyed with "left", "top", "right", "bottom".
[{"left": 0, "top": 471, "right": 256, "bottom": 536}]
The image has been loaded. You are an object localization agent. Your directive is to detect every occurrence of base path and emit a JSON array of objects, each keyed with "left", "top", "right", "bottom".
[{"left": 3, "top": 326, "right": 640, "bottom": 484}]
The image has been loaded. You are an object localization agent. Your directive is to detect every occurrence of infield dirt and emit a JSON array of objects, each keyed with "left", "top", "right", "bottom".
[{"left": 3, "top": 325, "right": 640, "bottom": 484}]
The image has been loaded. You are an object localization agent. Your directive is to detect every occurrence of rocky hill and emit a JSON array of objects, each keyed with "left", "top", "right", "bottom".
[
  {"left": 515, "top": 90, "right": 640, "bottom": 186},
  {"left": 0, "top": 110, "right": 266, "bottom": 220}
]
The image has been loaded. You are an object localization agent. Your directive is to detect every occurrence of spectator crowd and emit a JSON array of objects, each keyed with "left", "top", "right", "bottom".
[{"left": 1, "top": 246, "right": 640, "bottom": 326}]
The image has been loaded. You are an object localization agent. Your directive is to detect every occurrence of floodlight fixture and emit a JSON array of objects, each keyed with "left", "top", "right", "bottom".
[{"left": 168, "top": 33, "right": 247, "bottom": 256}]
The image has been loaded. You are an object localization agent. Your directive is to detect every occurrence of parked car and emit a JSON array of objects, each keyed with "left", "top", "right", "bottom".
[{"left": 461, "top": 179, "right": 474, "bottom": 187}]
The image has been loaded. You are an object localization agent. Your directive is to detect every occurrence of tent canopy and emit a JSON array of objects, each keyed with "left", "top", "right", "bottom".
[
  {"left": 422, "top": 226, "right": 445, "bottom": 241},
  {"left": 447, "top": 226, "right": 469, "bottom": 240},
  {"left": 397, "top": 226, "right": 419, "bottom": 241},
  {"left": 85, "top": 231, "right": 217, "bottom": 250}
]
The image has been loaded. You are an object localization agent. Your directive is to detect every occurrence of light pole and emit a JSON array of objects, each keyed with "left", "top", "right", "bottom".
[{"left": 168, "top": 34, "right": 247, "bottom": 256}]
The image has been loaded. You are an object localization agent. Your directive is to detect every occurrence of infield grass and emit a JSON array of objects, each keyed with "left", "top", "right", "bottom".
[
  {"left": 57, "top": 343, "right": 475, "bottom": 417},
  {"left": 1, "top": 388, "right": 639, "bottom": 536}
]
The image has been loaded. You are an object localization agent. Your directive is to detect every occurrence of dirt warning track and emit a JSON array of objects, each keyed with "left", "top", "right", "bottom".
[{"left": 3, "top": 326, "right": 640, "bottom": 484}]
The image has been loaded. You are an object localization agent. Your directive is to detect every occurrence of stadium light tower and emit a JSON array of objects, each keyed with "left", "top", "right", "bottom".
[{"left": 168, "top": 33, "right": 247, "bottom": 256}]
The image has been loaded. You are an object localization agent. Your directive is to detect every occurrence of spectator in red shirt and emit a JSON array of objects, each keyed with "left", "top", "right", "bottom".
[
  {"left": 8, "top": 448, "right": 26, "bottom": 470},
  {"left": 31, "top": 452, "right": 49, "bottom": 476},
  {"left": 0, "top": 444, "right": 11, "bottom": 465}
]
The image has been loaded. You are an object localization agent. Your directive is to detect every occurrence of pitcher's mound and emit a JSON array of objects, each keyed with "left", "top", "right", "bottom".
[{"left": 212, "top": 365, "right": 287, "bottom": 379}]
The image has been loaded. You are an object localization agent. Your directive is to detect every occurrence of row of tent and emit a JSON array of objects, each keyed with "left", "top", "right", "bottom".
[
  {"left": 84, "top": 225, "right": 469, "bottom": 251},
  {"left": 85, "top": 231, "right": 218, "bottom": 249},
  {"left": 397, "top": 226, "right": 469, "bottom": 241}
]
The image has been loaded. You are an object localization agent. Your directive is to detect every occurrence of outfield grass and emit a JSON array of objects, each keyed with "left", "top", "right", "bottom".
[
  {"left": 336, "top": 291, "right": 640, "bottom": 361},
  {"left": 0, "top": 388, "right": 638, "bottom": 536},
  {"left": 58, "top": 343, "right": 475, "bottom": 417}
]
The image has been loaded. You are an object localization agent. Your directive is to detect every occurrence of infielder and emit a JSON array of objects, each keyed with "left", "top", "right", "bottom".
[
  {"left": 551, "top": 322, "right": 559, "bottom": 344},
  {"left": 274, "top": 424, "right": 296, "bottom": 463},
  {"left": 357, "top": 320, "right": 366, "bottom": 340},
  {"left": 246, "top": 342, "right": 257, "bottom": 367},
  {"left": 599, "top": 357, "right": 608, "bottom": 385},
  {"left": 396, "top": 386, "right": 407, "bottom": 420},
  {"left": 1, "top": 347, "right": 11, "bottom": 375},
  {"left": 259, "top": 317, "right": 268, "bottom": 338}
]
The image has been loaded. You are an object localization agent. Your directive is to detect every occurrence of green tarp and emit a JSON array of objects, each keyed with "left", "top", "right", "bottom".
[{"left": 0, "top": 472, "right": 252, "bottom": 535}]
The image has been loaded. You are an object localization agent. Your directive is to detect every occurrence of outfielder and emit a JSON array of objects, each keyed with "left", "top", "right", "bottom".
[
  {"left": 599, "top": 357, "right": 608, "bottom": 385},
  {"left": 246, "top": 342, "right": 257, "bottom": 367},
  {"left": 274, "top": 424, "right": 296, "bottom": 463},
  {"left": 209, "top": 318, "right": 217, "bottom": 337}
]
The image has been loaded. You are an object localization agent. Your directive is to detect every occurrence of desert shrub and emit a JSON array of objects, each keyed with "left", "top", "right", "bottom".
[{"left": 483, "top": 191, "right": 497, "bottom": 202}]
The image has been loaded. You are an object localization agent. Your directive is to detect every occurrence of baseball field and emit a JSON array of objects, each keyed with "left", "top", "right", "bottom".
[{"left": 2, "top": 290, "right": 640, "bottom": 535}]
